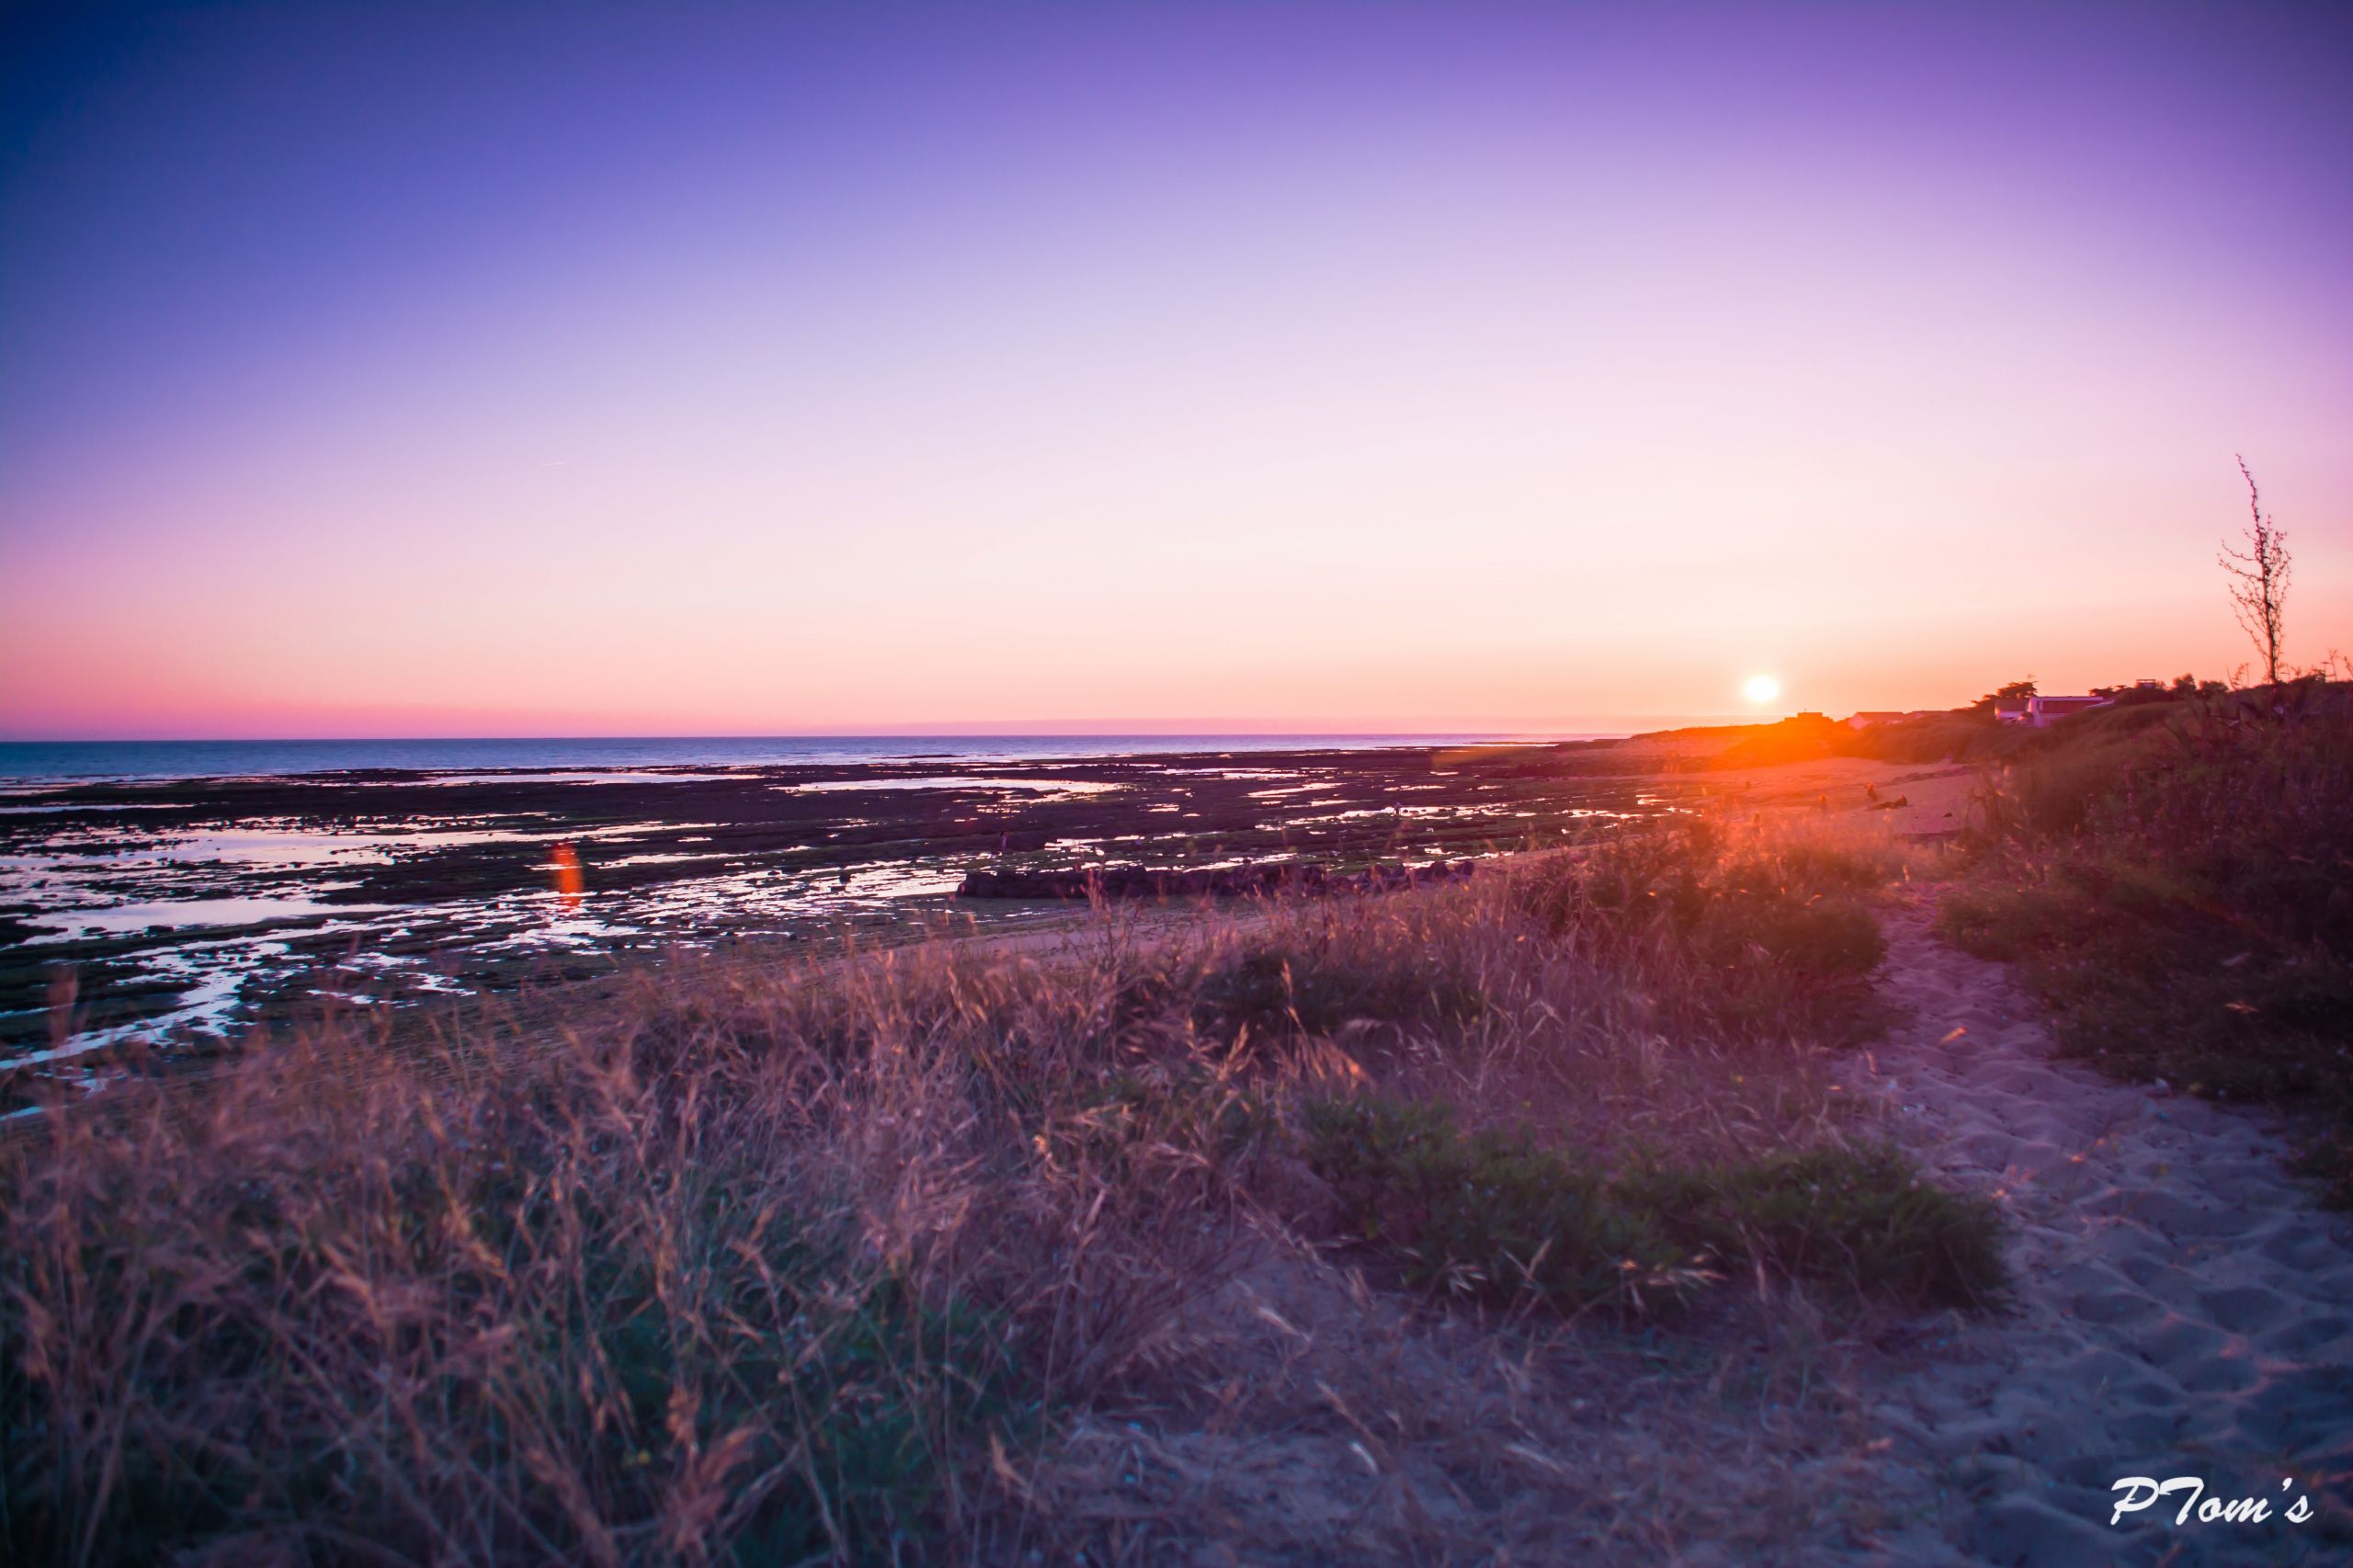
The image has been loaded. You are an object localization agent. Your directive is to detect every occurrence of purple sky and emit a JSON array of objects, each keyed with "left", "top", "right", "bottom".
[{"left": 3, "top": 2, "right": 2348, "bottom": 738}]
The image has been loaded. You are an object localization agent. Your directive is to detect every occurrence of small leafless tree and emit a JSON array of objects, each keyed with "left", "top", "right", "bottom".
[{"left": 2221, "top": 456, "right": 2292, "bottom": 687}]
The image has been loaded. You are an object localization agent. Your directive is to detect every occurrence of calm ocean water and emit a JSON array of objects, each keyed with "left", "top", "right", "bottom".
[{"left": 0, "top": 733, "right": 1608, "bottom": 785}]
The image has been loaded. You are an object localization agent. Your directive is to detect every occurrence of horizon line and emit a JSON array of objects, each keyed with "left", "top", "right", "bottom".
[{"left": 0, "top": 717, "right": 1779, "bottom": 745}]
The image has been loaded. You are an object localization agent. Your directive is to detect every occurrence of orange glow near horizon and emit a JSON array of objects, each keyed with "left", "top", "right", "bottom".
[{"left": 5, "top": 495, "right": 2347, "bottom": 740}]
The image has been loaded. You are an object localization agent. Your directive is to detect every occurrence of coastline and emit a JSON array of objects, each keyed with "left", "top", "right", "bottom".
[{"left": 1, "top": 737, "right": 1691, "bottom": 1063}]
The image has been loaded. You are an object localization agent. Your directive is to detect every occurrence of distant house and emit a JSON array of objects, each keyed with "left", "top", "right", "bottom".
[
  {"left": 1995, "top": 694, "right": 2113, "bottom": 728},
  {"left": 1847, "top": 710, "right": 1919, "bottom": 729}
]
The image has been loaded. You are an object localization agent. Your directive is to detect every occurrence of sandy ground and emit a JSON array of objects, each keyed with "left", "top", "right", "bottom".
[
  {"left": 1845, "top": 892, "right": 2353, "bottom": 1566},
  {"left": 1680, "top": 757, "right": 1984, "bottom": 840}
]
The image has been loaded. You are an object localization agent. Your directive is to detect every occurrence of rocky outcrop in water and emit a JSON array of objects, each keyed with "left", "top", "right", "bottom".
[{"left": 955, "top": 858, "right": 1479, "bottom": 901}]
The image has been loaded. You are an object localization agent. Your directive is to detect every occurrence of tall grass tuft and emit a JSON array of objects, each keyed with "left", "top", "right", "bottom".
[{"left": 1508, "top": 813, "right": 1893, "bottom": 1044}]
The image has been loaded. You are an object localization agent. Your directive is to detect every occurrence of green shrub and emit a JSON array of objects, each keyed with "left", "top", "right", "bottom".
[
  {"left": 1627, "top": 1146, "right": 2006, "bottom": 1309},
  {"left": 1519, "top": 820, "right": 1893, "bottom": 1043},
  {"left": 1194, "top": 942, "right": 1484, "bottom": 1039},
  {"left": 1302, "top": 1096, "right": 2004, "bottom": 1314},
  {"left": 1935, "top": 884, "right": 2063, "bottom": 962},
  {"left": 1694, "top": 889, "right": 1886, "bottom": 976},
  {"left": 1302, "top": 1096, "right": 1682, "bottom": 1311}
]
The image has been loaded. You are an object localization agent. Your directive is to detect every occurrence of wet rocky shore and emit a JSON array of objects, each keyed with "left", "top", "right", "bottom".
[
  {"left": 956, "top": 857, "right": 1481, "bottom": 900},
  {"left": 1, "top": 739, "right": 1678, "bottom": 1067}
]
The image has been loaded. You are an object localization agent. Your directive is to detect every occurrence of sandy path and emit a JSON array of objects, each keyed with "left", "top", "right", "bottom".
[{"left": 1847, "top": 891, "right": 2353, "bottom": 1566}]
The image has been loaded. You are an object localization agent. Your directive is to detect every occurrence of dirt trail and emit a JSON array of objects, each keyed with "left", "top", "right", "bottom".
[{"left": 1847, "top": 891, "right": 2353, "bottom": 1566}]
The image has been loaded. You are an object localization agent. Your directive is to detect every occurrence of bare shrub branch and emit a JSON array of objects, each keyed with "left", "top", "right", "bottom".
[{"left": 2221, "top": 455, "right": 2293, "bottom": 687}]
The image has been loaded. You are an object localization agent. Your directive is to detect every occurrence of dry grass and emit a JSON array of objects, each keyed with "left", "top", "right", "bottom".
[{"left": 3, "top": 812, "right": 1995, "bottom": 1565}]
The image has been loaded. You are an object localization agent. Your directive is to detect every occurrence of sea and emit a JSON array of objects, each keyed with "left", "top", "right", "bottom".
[{"left": 0, "top": 733, "right": 1604, "bottom": 785}]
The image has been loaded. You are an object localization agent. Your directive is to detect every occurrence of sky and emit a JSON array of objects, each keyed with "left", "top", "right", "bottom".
[{"left": 2, "top": 1, "right": 2347, "bottom": 740}]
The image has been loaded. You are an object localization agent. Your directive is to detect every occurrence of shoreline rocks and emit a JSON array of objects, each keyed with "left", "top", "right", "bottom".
[{"left": 955, "top": 858, "right": 1480, "bottom": 901}]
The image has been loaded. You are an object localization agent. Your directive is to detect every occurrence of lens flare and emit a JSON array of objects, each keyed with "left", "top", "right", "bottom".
[{"left": 550, "top": 841, "right": 584, "bottom": 913}]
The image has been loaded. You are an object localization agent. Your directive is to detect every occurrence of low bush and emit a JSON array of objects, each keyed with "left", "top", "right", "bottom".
[
  {"left": 1510, "top": 816, "right": 1893, "bottom": 1043},
  {"left": 1625, "top": 1145, "right": 2007, "bottom": 1309},
  {"left": 1303, "top": 1096, "right": 2004, "bottom": 1314},
  {"left": 1194, "top": 939, "right": 1484, "bottom": 1040},
  {"left": 1301, "top": 1096, "right": 1684, "bottom": 1312}
]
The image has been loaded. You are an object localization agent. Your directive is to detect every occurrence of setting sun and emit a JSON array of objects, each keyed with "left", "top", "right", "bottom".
[{"left": 1744, "top": 675, "right": 1782, "bottom": 705}]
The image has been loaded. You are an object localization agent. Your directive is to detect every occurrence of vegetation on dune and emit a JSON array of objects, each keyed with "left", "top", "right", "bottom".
[
  {"left": 1, "top": 812, "right": 1991, "bottom": 1565},
  {"left": 1304, "top": 1096, "right": 2003, "bottom": 1314},
  {"left": 1620, "top": 1144, "right": 2006, "bottom": 1309},
  {"left": 1190, "top": 924, "right": 1488, "bottom": 1040},
  {"left": 1511, "top": 814, "right": 1893, "bottom": 1042},
  {"left": 1302, "top": 1096, "right": 1692, "bottom": 1312},
  {"left": 1941, "top": 676, "right": 2353, "bottom": 1201}
]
